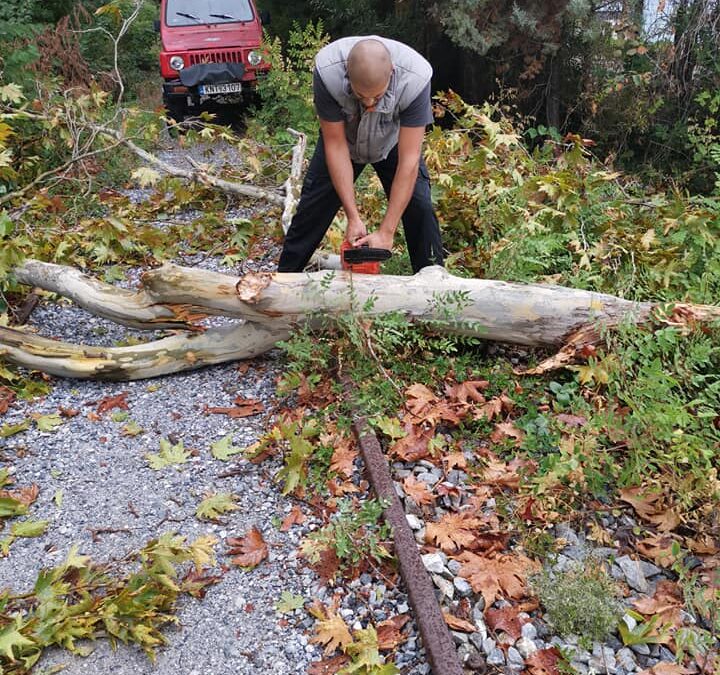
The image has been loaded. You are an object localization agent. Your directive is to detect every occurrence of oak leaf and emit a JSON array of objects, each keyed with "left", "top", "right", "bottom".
[
  {"left": 444, "top": 379, "right": 489, "bottom": 404},
  {"left": 227, "top": 527, "right": 268, "bottom": 568},
  {"left": 426, "top": 513, "right": 480, "bottom": 553}
]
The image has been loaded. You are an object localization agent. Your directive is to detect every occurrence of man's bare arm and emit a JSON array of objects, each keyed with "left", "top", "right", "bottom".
[
  {"left": 320, "top": 119, "right": 366, "bottom": 243},
  {"left": 355, "top": 125, "right": 424, "bottom": 250}
]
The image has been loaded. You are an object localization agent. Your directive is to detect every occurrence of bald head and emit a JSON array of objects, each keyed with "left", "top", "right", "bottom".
[{"left": 347, "top": 39, "right": 393, "bottom": 90}]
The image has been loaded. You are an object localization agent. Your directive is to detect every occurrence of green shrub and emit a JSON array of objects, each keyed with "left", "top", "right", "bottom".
[{"left": 533, "top": 564, "right": 624, "bottom": 644}]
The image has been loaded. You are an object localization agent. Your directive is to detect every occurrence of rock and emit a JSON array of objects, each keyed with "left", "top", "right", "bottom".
[
  {"left": 630, "top": 643, "right": 650, "bottom": 656},
  {"left": 452, "top": 630, "right": 469, "bottom": 645},
  {"left": 447, "top": 559, "right": 462, "bottom": 575},
  {"left": 405, "top": 514, "right": 423, "bottom": 530},
  {"left": 571, "top": 661, "right": 589, "bottom": 674},
  {"left": 658, "top": 646, "right": 675, "bottom": 661},
  {"left": 453, "top": 577, "right": 473, "bottom": 598},
  {"left": 521, "top": 622, "right": 538, "bottom": 641},
  {"left": 616, "top": 647, "right": 637, "bottom": 672},
  {"left": 616, "top": 555, "right": 649, "bottom": 593},
  {"left": 589, "top": 645, "right": 617, "bottom": 674},
  {"left": 555, "top": 522, "right": 580, "bottom": 546},
  {"left": 431, "top": 574, "right": 455, "bottom": 599},
  {"left": 621, "top": 613, "right": 637, "bottom": 632},
  {"left": 421, "top": 553, "right": 447, "bottom": 575},
  {"left": 516, "top": 637, "right": 538, "bottom": 659},
  {"left": 564, "top": 545, "right": 588, "bottom": 561},
  {"left": 640, "top": 561, "right": 663, "bottom": 578},
  {"left": 472, "top": 598, "right": 486, "bottom": 620},
  {"left": 552, "top": 553, "right": 577, "bottom": 573},
  {"left": 590, "top": 547, "right": 617, "bottom": 560},
  {"left": 482, "top": 637, "right": 496, "bottom": 655},
  {"left": 507, "top": 646, "right": 525, "bottom": 669},
  {"left": 487, "top": 648, "right": 506, "bottom": 666}
]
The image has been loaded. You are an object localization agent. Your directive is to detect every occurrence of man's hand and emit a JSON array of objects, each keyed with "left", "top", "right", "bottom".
[
  {"left": 354, "top": 228, "right": 394, "bottom": 250},
  {"left": 345, "top": 216, "right": 367, "bottom": 245}
]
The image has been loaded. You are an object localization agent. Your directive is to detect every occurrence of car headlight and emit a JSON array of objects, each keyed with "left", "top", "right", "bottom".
[
  {"left": 247, "top": 50, "right": 262, "bottom": 66},
  {"left": 169, "top": 55, "right": 185, "bottom": 71}
]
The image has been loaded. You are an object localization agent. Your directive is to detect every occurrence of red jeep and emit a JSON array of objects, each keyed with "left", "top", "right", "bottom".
[{"left": 157, "top": 0, "right": 270, "bottom": 123}]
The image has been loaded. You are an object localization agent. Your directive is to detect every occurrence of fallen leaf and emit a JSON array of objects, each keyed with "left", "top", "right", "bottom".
[
  {"left": 486, "top": 605, "right": 524, "bottom": 639},
  {"left": 376, "top": 614, "right": 410, "bottom": 650},
  {"left": 307, "top": 655, "right": 350, "bottom": 674},
  {"left": 636, "top": 534, "right": 683, "bottom": 567},
  {"left": 227, "top": 527, "right": 268, "bottom": 568},
  {"left": 0, "top": 386, "right": 15, "bottom": 415},
  {"left": 181, "top": 568, "right": 224, "bottom": 598},
  {"left": 459, "top": 552, "right": 537, "bottom": 609},
  {"left": 556, "top": 413, "right": 587, "bottom": 427},
  {"left": 275, "top": 590, "right": 305, "bottom": 614},
  {"left": 443, "top": 612, "right": 477, "bottom": 633},
  {"left": 525, "top": 647, "right": 562, "bottom": 675},
  {"left": 146, "top": 438, "right": 190, "bottom": 470},
  {"left": 205, "top": 398, "right": 264, "bottom": 418},
  {"left": 637, "top": 664, "right": 693, "bottom": 675},
  {"left": 473, "top": 397, "right": 503, "bottom": 421},
  {"left": 195, "top": 493, "right": 238, "bottom": 521},
  {"left": 402, "top": 475, "right": 435, "bottom": 506},
  {"left": 490, "top": 421, "right": 524, "bottom": 445},
  {"left": 442, "top": 451, "right": 467, "bottom": 471},
  {"left": 280, "top": 505, "right": 306, "bottom": 531},
  {"left": 210, "top": 434, "right": 244, "bottom": 461},
  {"left": 311, "top": 610, "right": 353, "bottom": 655},
  {"left": 390, "top": 425, "right": 432, "bottom": 462},
  {"left": 96, "top": 391, "right": 129, "bottom": 414},
  {"left": 426, "top": 512, "right": 481, "bottom": 553},
  {"left": 619, "top": 486, "right": 682, "bottom": 532},
  {"left": 445, "top": 380, "right": 489, "bottom": 404},
  {"left": 330, "top": 440, "right": 357, "bottom": 478}
]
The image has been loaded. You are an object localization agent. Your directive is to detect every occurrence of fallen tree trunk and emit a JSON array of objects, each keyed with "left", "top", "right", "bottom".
[{"left": 3, "top": 259, "right": 719, "bottom": 380}]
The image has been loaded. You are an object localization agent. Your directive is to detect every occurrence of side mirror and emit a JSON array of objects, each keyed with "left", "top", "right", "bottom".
[
  {"left": 153, "top": 19, "right": 160, "bottom": 32},
  {"left": 259, "top": 10, "right": 271, "bottom": 25}
]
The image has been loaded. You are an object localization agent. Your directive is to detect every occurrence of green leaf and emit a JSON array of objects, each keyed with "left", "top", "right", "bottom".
[
  {"left": 0, "top": 617, "right": 35, "bottom": 661},
  {"left": 0, "top": 83, "right": 25, "bottom": 104},
  {"left": 0, "top": 497, "right": 27, "bottom": 518},
  {"left": 146, "top": 438, "right": 190, "bottom": 470},
  {"left": 372, "top": 416, "right": 405, "bottom": 440},
  {"left": 111, "top": 410, "right": 129, "bottom": 423},
  {"left": 210, "top": 434, "right": 243, "bottom": 461},
  {"left": 195, "top": 493, "right": 238, "bottom": 521},
  {"left": 54, "top": 490, "right": 63, "bottom": 508},
  {"left": 275, "top": 591, "right": 305, "bottom": 614},
  {"left": 0, "top": 419, "right": 30, "bottom": 438},
  {"left": 131, "top": 167, "right": 161, "bottom": 188},
  {"left": 35, "top": 414, "right": 63, "bottom": 432},
  {"left": 0, "top": 211, "right": 14, "bottom": 238},
  {"left": 121, "top": 421, "right": 144, "bottom": 436},
  {"left": 11, "top": 519, "right": 48, "bottom": 538}
]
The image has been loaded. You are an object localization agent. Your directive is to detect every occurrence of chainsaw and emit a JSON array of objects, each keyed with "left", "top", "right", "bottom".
[{"left": 340, "top": 241, "right": 392, "bottom": 274}]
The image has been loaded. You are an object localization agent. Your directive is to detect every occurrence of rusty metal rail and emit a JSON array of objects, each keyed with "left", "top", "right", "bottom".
[{"left": 349, "top": 411, "right": 465, "bottom": 675}]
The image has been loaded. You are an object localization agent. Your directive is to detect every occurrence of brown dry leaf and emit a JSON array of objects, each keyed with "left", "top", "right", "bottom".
[
  {"left": 637, "top": 664, "right": 693, "bottom": 675},
  {"left": 327, "top": 478, "right": 360, "bottom": 497},
  {"left": 330, "top": 440, "right": 357, "bottom": 479},
  {"left": 280, "top": 505, "right": 306, "bottom": 531},
  {"left": 443, "top": 611, "right": 477, "bottom": 633},
  {"left": 556, "top": 413, "right": 587, "bottom": 427},
  {"left": 206, "top": 398, "right": 264, "bottom": 418},
  {"left": 442, "top": 451, "right": 467, "bottom": 471},
  {"left": 312, "top": 547, "right": 341, "bottom": 585},
  {"left": 227, "top": 527, "right": 268, "bottom": 568},
  {"left": 311, "top": 611, "right": 353, "bottom": 656},
  {"left": 0, "top": 385, "right": 15, "bottom": 415},
  {"left": 402, "top": 475, "right": 435, "bottom": 506},
  {"left": 485, "top": 605, "right": 524, "bottom": 639},
  {"left": 633, "top": 580, "right": 684, "bottom": 621},
  {"left": 96, "top": 391, "right": 129, "bottom": 414},
  {"left": 426, "top": 513, "right": 480, "bottom": 553},
  {"left": 307, "top": 655, "right": 350, "bottom": 674},
  {"left": 390, "top": 425, "right": 432, "bottom": 462},
  {"left": 459, "top": 552, "right": 537, "bottom": 609},
  {"left": 490, "top": 421, "right": 525, "bottom": 445},
  {"left": 445, "top": 380, "right": 489, "bottom": 404},
  {"left": 376, "top": 614, "right": 410, "bottom": 650},
  {"left": 478, "top": 456, "right": 521, "bottom": 489},
  {"left": 619, "top": 486, "right": 682, "bottom": 532},
  {"left": 474, "top": 397, "right": 503, "bottom": 421},
  {"left": 636, "top": 534, "right": 683, "bottom": 567},
  {"left": 0, "top": 483, "right": 39, "bottom": 507},
  {"left": 525, "top": 647, "right": 562, "bottom": 675},
  {"left": 404, "top": 383, "right": 438, "bottom": 416},
  {"left": 181, "top": 568, "right": 224, "bottom": 598},
  {"left": 684, "top": 535, "right": 718, "bottom": 555}
]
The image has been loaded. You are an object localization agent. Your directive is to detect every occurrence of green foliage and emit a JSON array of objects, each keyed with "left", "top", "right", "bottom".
[
  {"left": 253, "top": 21, "right": 328, "bottom": 138},
  {"left": 0, "top": 534, "right": 217, "bottom": 672},
  {"left": 532, "top": 563, "right": 624, "bottom": 644},
  {"left": 195, "top": 493, "right": 239, "bottom": 521},
  {"left": 146, "top": 438, "right": 190, "bottom": 470},
  {"left": 301, "top": 498, "right": 391, "bottom": 570}
]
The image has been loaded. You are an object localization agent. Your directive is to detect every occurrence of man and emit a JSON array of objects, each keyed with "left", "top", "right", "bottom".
[{"left": 277, "top": 36, "right": 444, "bottom": 273}]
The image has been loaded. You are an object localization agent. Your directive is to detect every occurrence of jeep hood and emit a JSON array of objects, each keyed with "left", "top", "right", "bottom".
[{"left": 162, "top": 23, "right": 260, "bottom": 52}]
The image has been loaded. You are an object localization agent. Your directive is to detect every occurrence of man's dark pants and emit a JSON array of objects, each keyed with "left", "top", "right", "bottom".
[{"left": 277, "top": 136, "right": 444, "bottom": 273}]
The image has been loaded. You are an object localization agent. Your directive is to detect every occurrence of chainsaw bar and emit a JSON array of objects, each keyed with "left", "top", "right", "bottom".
[{"left": 342, "top": 245, "right": 392, "bottom": 263}]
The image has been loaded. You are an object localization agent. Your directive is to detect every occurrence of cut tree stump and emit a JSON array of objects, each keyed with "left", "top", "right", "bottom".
[{"left": 2, "top": 259, "right": 718, "bottom": 380}]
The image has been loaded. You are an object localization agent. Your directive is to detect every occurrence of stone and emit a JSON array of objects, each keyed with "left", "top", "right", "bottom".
[
  {"left": 570, "top": 661, "right": 589, "bottom": 675},
  {"left": 621, "top": 613, "right": 637, "bottom": 632},
  {"left": 564, "top": 545, "right": 588, "bottom": 561},
  {"left": 482, "top": 637, "right": 496, "bottom": 655},
  {"left": 616, "top": 647, "right": 637, "bottom": 672},
  {"left": 431, "top": 574, "right": 455, "bottom": 599},
  {"left": 640, "top": 561, "right": 663, "bottom": 578},
  {"left": 552, "top": 553, "right": 577, "bottom": 573},
  {"left": 507, "top": 647, "right": 525, "bottom": 669},
  {"left": 472, "top": 598, "right": 486, "bottom": 620},
  {"left": 487, "top": 648, "right": 506, "bottom": 666},
  {"left": 555, "top": 522, "right": 580, "bottom": 546},
  {"left": 405, "top": 514, "right": 423, "bottom": 530},
  {"left": 421, "top": 553, "right": 447, "bottom": 575},
  {"left": 521, "top": 622, "right": 538, "bottom": 641},
  {"left": 589, "top": 645, "right": 617, "bottom": 674},
  {"left": 630, "top": 643, "right": 650, "bottom": 656},
  {"left": 616, "top": 555, "right": 649, "bottom": 594},
  {"left": 447, "top": 559, "right": 462, "bottom": 575},
  {"left": 453, "top": 577, "right": 473, "bottom": 598},
  {"left": 516, "top": 637, "right": 538, "bottom": 659},
  {"left": 658, "top": 646, "right": 675, "bottom": 662},
  {"left": 451, "top": 631, "right": 469, "bottom": 645}
]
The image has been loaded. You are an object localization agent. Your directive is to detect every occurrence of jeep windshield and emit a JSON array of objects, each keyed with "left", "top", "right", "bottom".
[{"left": 166, "top": 0, "right": 254, "bottom": 26}]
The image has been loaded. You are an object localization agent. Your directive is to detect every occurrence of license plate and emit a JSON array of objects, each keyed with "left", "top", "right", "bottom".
[{"left": 199, "top": 82, "right": 242, "bottom": 95}]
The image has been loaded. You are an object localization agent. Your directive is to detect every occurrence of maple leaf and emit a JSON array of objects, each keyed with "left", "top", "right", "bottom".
[
  {"left": 0, "top": 617, "right": 35, "bottom": 661},
  {"left": 10, "top": 519, "right": 48, "bottom": 538},
  {"left": 330, "top": 440, "right": 358, "bottom": 478},
  {"left": 210, "top": 434, "right": 244, "bottom": 460},
  {"left": 632, "top": 580, "right": 684, "bottom": 633},
  {"left": 342, "top": 626, "right": 396, "bottom": 673},
  {"left": 275, "top": 591, "right": 305, "bottom": 614},
  {"left": 376, "top": 615, "right": 410, "bottom": 650},
  {"left": 442, "top": 451, "right": 467, "bottom": 471},
  {"left": 227, "top": 527, "right": 268, "bottom": 568},
  {"left": 445, "top": 379, "right": 489, "bottom": 404},
  {"left": 96, "top": 391, "right": 129, "bottom": 414},
  {"left": 459, "top": 552, "right": 536, "bottom": 609},
  {"left": 485, "top": 605, "right": 524, "bottom": 639},
  {"left": 131, "top": 167, "right": 161, "bottom": 188},
  {"left": 474, "top": 397, "right": 503, "bottom": 421},
  {"left": 373, "top": 416, "right": 405, "bottom": 440},
  {"left": 308, "top": 655, "right": 350, "bottom": 674},
  {"left": 195, "top": 493, "right": 239, "bottom": 521},
  {"left": 0, "top": 385, "right": 14, "bottom": 415},
  {"left": 426, "top": 513, "right": 480, "bottom": 553},
  {"left": 205, "top": 397, "right": 264, "bottom": 418},
  {"left": 402, "top": 475, "right": 435, "bottom": 506},
  {"left": 443, "top": 612, "right": 477, "bottom": 633},
  {"left": 525, "top": 647, "right": 562, "bottom": 675},
  {"left": 477, "top": 456, "right": 521, "bottom": 489},
  {"left": 637, "top": 664, "right": 693, "bottom": 675},
  {"left": 490, "top": 421, "right": 524, "bottom": 445},
  {"left": 311, "top": 610, "right": 353, "bottom": 656},
  {"left": 146, "top": 438, "right": 190, "bottom": 470},
  {"left": 636, "top": 534, "right": 683, "bottom": 567},
  {"left": 32, "top": 413, "right": 63, "bottom": 432},
  {"left": 619, "top": 486, "right": 682, "bottom": 532},
  {"left": 280, "top": 505, "right": 306, "bottom": 531},
  {"left": 390, "top": 425, "right": 432, "bottom": 462},
  {"left": 404, "top": 383, "right": 438, "bottom": 414},
  {"left": 181, "top": 568, "right": 223, "bottom": 598}
]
